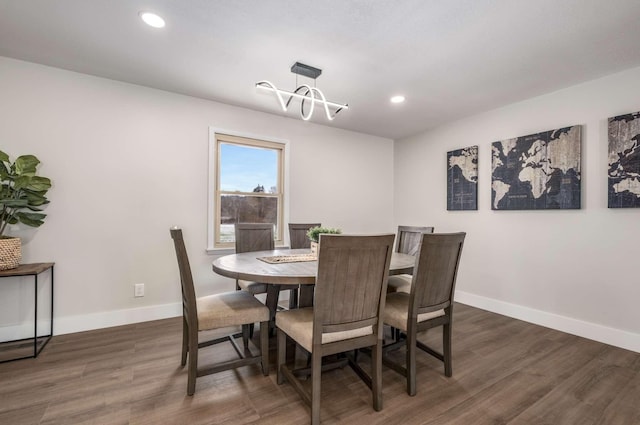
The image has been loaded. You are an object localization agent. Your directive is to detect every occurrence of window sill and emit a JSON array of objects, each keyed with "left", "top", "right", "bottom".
[
  {"left": 206, "top": 245, "right": 290, "bottom": 256},
  {"left": 206, "top": 247, "right": 235, "bottom": 256}
]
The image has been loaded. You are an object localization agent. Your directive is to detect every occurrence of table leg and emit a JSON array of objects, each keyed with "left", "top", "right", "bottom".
[
  {"left": 288, "top": 285, "right": 299, "bottom": 309},
  {"left": 265, "top": 284, "right": 281, "bottom": 335}
]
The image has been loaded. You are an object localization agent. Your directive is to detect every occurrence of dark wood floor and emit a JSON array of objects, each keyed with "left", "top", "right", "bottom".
[{"left": 1, "top": 303, "right": 639, "bottom": 425}]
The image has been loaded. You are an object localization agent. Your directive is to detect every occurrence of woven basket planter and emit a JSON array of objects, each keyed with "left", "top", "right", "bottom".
[
  {"left": 0, "top": 237, "right": 21, "bottom": 270},
  {"left": 310, "top": 241, "right": 319, "bottom": 257}
]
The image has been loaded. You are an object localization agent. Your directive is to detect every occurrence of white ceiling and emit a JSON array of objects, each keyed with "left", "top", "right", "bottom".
[{"left": 1, "top": 0, "right": 640, "bottom": 139}]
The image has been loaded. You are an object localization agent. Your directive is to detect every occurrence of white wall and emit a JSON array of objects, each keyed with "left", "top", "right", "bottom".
[
  {"left": 4, "top": 54, "right": 637, "bottom": 353},
  {"left": 0, "top": 57, "right": 394, "bottom": 336},
  {"left": 394, "top": 66, "right": 640, "bottom": 352}
]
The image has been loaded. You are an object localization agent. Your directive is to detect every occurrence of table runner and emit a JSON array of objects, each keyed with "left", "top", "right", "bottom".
[{"left": 257, "top": 254, "right": 317, "bottom": 264}]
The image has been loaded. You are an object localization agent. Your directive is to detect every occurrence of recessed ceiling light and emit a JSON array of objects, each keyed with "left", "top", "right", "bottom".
[
  {"left": 390, "top": 95, "right": 405, "bottom": 104},
  {"left": 140, "top": 12, "right": 165, "bottom": 28}
]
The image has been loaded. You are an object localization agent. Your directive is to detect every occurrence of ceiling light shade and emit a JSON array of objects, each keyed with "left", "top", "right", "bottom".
[
  {"left": 256, "top": 62, "right": 348, "bottom": 121},
  {"left": 390, "top": 95, "right": 405, "bottom": 104},
  {"left": 140, "top": 12, "right": 165, "bottom": 28}
]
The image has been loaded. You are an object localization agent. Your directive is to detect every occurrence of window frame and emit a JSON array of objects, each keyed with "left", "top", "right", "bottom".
[{"left": 207, "top": 128, "right": 289, "bottom": 252}]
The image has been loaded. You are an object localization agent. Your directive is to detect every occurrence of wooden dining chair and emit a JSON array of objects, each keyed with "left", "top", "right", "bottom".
[
  {"left": 382, "top": 232, "right": 466, "bottom": 396},
  {"left": 288, "top": 223, "right": 321, "bottom": 249},
  {"left": 387, "top": 225, "right": 434, "bottom": 294},
  {"left": 287, "top": 223, "right": 321, "bottom": 308},
  {"left": 276, "top": 233, "right": 395, "bottom": 425},
  {"left": 235, "top": 223, "right": 294, "bottom": 329},
  {"left": 170, "top": 227, "right": 270, "bottom": 395},
  {"left": 234, "top": 223, "right": 275, "bottom": 295}
]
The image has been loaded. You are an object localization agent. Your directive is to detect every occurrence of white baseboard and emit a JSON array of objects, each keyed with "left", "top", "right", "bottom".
[
  {"left": 455, "top": 290, "right": 640, "bottom": 354},
  {"left": 53, "top": 302, "right": 182, "bottom": 336},
  {"left": 7, "top": 294, "right": 638, "bottom": 354}
]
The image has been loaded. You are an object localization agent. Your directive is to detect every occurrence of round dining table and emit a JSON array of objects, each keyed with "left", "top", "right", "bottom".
[{"left": 212, "top": 248, "right": 415, "bottom": 307}]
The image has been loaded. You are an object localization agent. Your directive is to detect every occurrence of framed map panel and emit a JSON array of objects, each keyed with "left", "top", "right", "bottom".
[
  {"left": 608, "top": 111, "right": 640, "bottom": 208},
  {"left": 491, "top": 126, "right": 581, "bottom": 210},
  {"left": 447, "top": 145, "right": 478, "bottom": 210}
]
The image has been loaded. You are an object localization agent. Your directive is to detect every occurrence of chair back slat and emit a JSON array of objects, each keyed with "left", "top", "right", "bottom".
[
  {"left": 396, "top": 225, "right": 434, "bottom": 255},
  {"left": 410, "top": 233, "right": 465, "bottom": 315},
  {"left": 288, "top": 223, "right": 321, "bottom": 249},
  {"left": 314, "top": 234, "right": 395, "bottom": 333},
  {"left": 235, "top": 223, "right": 274, "bottom": 253},
  {"left": 170, "top": 228, "right": 198, "bottom": 327}
]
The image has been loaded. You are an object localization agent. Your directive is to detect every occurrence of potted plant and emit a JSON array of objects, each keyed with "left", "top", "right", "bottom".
[
  {"left": 306, "top": 226, "right": 342, "bottom": 257},
  {"left": 0, "top": 150, "right": 51, "bottom": 270}
]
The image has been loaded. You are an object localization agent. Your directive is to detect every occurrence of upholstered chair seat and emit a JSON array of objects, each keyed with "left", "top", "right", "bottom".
[
  {"left": 276, "top": 307, "right": 373, "bottom": 352},
  {"left": 383, "top": 292, "right": 445, "bottom": 330},
  {"left": 386, "top": 274, "right": 412, "bottom": 294},
  {"left": 237, "top": 279, "right": 267, "bottom": 295},
  {"left": 196, "top": 291, "right": 270, "bottom": 329}
]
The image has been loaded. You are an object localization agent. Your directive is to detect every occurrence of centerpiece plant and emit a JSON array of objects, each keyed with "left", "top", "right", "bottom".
[
  {"left": 0, "top": 150, "right": 51, "bottom": 269},
  {"left": 306, "top": 226, "right": 341, "bottom": 256}
]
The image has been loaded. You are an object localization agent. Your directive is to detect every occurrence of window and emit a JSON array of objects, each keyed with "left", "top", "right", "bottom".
[{"left": 208, "top": 130, "right": 286, "bottom": 250}]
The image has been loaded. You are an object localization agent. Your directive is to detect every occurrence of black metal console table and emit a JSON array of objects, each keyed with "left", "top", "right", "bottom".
[{"left": 0, "top": 263, "right": 54, "bottom": 363}]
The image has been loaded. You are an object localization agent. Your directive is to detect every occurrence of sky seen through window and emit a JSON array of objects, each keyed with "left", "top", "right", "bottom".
[{"left": 220, "top": 143, "right": 278, "bottom": 192}]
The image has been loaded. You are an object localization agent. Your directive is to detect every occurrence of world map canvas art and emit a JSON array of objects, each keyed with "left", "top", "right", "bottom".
[
  {"left": 608, "top": 111, "right": 640, "bottom": 208},
  {"left": 447, "top": 145, "right": 478, "bottom": 210},
  {"left": 491, "top": 126, "right": 581, "bottom": 210}
]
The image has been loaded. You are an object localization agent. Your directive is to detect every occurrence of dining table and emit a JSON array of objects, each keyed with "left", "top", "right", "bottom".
[{"left": 212, "top": 248, "right": 416, "bottom": 308}]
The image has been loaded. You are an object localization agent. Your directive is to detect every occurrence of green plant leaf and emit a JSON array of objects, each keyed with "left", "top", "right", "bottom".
[
  {"left": 25, "top": 176, "right": 51, "bottom": 192},
  {"left": 23, "top": 190, "right": 49, "bottom": 206},
  {"left": 14, "top": 155, "right": 40, "bottom": 176},
  {"left": 12, "top": 175, "right": 32, "bottom": 190},
  {"left": 15, "top": 212, "right": 46, "bottom": 227},
  {"left": 306, "top": 226, "right": 342, "bottom": 242},
  {"left": 0, "top": 150, "right": 11, "bottom": 182},
  {"left": 0, "top": 198, "right": 29, "bottom": 208},
  {"left": 16, "top": 211, "right": 46, "bottom": 220}
]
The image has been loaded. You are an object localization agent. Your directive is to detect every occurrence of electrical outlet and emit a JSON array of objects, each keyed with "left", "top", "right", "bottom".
[{"left": 134, "top": 283, "right": 145, "bottom": 297}]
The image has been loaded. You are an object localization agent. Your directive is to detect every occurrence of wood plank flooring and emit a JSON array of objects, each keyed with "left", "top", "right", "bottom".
[{"left": 1, "top": 303, "right": 638, "bottom": 425}]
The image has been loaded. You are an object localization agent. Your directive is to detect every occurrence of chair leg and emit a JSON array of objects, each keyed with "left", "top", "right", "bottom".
[
  {"left": 372, "top": 340, "right": 383, "bottom": 411},
  {"left": 260, "top": 321, "right": 269, "bottom": 376},
  {"left": 277, "top": 328, "right": 286, "bottom": 384},
  {"left": 242, "top": 324, "right": 250, "bottom": 351},
  {"left": 443, "top": 322, "right": 452, "bottom": 377},
  {"left": 406, "top": 327, "right": 417, "bottom": 396},
  {"left": 181, "top": 317, "right": 188, "bottom": 367},
  {"left": 311, "top": 350, "right": 322, "bottom": 425},
  {"left": 187, "top": 333, "right": 198, "bottom": 396}
]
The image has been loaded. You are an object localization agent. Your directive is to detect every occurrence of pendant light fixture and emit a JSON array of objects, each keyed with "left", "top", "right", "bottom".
[{"left": 256, "top": 62, "right": 348, "bottom": 121}]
